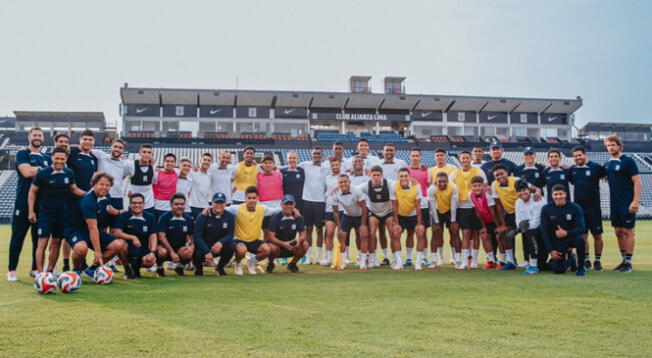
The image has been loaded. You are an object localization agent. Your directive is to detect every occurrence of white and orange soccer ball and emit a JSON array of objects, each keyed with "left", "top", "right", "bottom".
[
  {"left": 93, "top": 266, "right": 114, "bottom": 285},
  {"left": 34, "top": 272, "right": 57, "bottom": 294},
  {"left": 57, "top": 271, "right": 82, "bottom": 293}
]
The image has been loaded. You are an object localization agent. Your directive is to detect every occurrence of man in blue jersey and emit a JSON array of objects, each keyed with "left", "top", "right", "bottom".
[
  {"left": 68, "top": 129, "right": 98, "bottom": 192},
  {"left": 193, "top": 192, "right": 235, "bottom": 276},
  {"left": 53, "top": 133, "right": 73, "bottom": 271},
  {"left": 568, "top": 146, "right": 607, "bottom": 271},
  {"left": 515, "top": 147, "right": 546, "bottom": 192},
  {"left": 7, "top": 128, "right": 51, "bottom": 281},
  {"left": 28, "top": 147, "right": 86, "bottom": 273},
  {"left": 113, "top": 193, "right": 158, "bottom": 279},
  {"left": 266, "top": 194, "right": 309, "bottom": 273},
  {"left": 280, "top": 151, "right": 305, "bottom": 213},
  {"left": 64, "top": 172, "right": 131, "bottom": 280},
  {"left": 480, "top": 142, "right": 516, "bottom": 184},
  {"left": 604, "top": 135, "right": 641, "bottom": 273},
  {"left": 157, "top": 194, "right": 195, "bottom": 276},
  {"left": 540, "top": 184, "right": 587, "bottom": 276},
  {"left": 543, "top": 149, "right": 570, "bottom": 202}
]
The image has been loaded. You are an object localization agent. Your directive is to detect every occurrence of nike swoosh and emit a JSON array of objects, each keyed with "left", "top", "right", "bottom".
[
  {"left": 488, "top": 115, "right": 497, "bottom": 120},
  {"left": 136, "top": 108, "right": 147, "bottom": 114},
  {"left": 548, "top": 116, "right": 558, "bottom": 122},
  {"left": 284, "top": 108, "right": 296, "bottom": 115},
  {"left": 210, "top": 108, "right": 222, "bottom": 115},
  {"left": 421, "top": 112, "right": 431, "bottom": 117}
]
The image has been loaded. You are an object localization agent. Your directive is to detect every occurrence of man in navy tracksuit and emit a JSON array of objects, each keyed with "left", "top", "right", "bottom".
[
  {"left": 514, "top": 147, "right": 546, "bottom": 192},
  {"left": 113, "top": 193, "right": 158, "bottom": 279},
  {"left": 281, "top": 151, "right": 305, "bottom": 213},
  {"left": 568, "top": 146, "right": 606, "bottom": 271},
  {"left": 540, "top": 184, "right": 587, "bottom": 276},
  {"left": 192, "top": 192, "right": 235, "bottom": 276},
  {"left": 543, "top": 149, "right": 570, "bottom": 202},
  {"left": 7, "top": 128, "right": 51, "bottom": 281}
]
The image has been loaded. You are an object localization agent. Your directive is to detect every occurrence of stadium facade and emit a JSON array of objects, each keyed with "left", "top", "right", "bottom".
[{"left": 119, "top": 77, "right": 582, "bottom": 142}]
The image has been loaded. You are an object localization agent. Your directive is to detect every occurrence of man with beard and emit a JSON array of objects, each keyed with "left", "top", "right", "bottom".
[
  {"left": 209, "top": 150, "right": 234, "bottom": 205},
  {"left": 480, "top": 142, "right": 516, "bottom": 184},
  {"left": 189, "top": 153, "right": 213, "bottom": 218},
  {"left": 378, "top": 143, "right": 406, "bottom": 180},
  {"left": 7, "top": 128, "right": 51, "bottom": 281},
  {"left": 90, "top": 139, "right": 132, "bottom": 232},
  {"left": 231, "top": 146, "right": 259, "bottom": 205},
  {"left": 543, "top": 149, "right": 570, "bottom": 203},
  {"left": 113, "top": 193, "right": 157, "bottom": 279},
  {"left": 299, "top": 147, "right": 328, "bottom": 265},
  {"left": 129, "top": 144, "right": 156, "bottom": 216}
]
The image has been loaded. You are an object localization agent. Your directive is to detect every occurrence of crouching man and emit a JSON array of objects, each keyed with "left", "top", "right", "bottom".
[
  {"left": 265, "top": 194, "right": 309, "bottom": 273},
  {"left": 540, "top": 184, "right": 587, "bottom": 276}
]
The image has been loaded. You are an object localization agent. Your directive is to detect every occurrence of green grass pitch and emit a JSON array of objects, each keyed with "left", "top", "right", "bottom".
[{"left": 1, "top": 222, "right": 651, "bottom": 357}]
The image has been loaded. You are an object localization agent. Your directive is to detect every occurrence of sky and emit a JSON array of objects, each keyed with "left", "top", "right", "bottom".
[{"left": 0, "top": 0, "right": 650, "bottom": 129}]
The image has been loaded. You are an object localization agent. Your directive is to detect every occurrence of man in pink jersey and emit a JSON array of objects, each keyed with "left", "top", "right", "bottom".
[
  {"left": 406, "top": 147, "right": 431, "bottom": 267},
  {"left": 468, "top": 176, "right": 501, "bottom": 270},
  {"left": 153, "top": 153, "right": 179, "bottom": 221},
  {"left": 257, "top": 155, "right": 284, "bottom": 236}
]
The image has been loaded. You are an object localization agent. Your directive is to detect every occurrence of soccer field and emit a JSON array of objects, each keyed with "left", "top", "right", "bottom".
[{"left": 1, "top": 223, "right": 651, "bottom": 357}]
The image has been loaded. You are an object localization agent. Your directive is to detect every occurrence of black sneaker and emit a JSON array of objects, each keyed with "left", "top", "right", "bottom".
[
  {"left": 613, "top": 261, "right": 626, "bottom": 272},
  {"left": 157, "top": 267, "right": 166, "bottom": 277},
  {"left": 215, "top": 267, "right": 227, "bottom": 276},
  {"left": 174, "top": 265, "right": 185, "bottom": 276},
  {"left": 125, "top": 266, "right": 136, "bottom": 280},
  {"left": 266, "top": 260, "right": 276, "bottom": 273},
  {"left": 623, "top": 263, "right": 633, "bottom": 273},
  {"left": 110, "top": 264, "right": 121, "bottom": 274},
  {"left": 134, "top": 268, "right": 142, "bottom": 278},
  {"left": 593, "top": 261, "right": 603, "bottom": 271},
  {"left": 287, "top": 262, "right": 300, "bottom": 273},
  {"left": 63, "top": 264, "right": 70, "bottom": 272},
  {"left": 195, "top": 264, "right": 204, "bottom": 276},
  {"left": 584, "top": 260, "right": 592, "bottom": 270},
  {"left": 380, "top": 258, "right": 390, "bottom": 266},
  {"left": 569, "top": 254, "right": 578, "bottom": 272}
]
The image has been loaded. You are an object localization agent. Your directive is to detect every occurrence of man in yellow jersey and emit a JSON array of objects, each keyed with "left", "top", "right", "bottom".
[
  {"left": 491, "top": 164, "right": 541, "bottom": 271},
  {"left": 428, "top": 148, "right": 458, "bottom": 265},
  {"left": 449, "top": 151, "right": 487, "bottom": 268},
  {"left": 223, "top": 186, "right": 287, "bottom": 275},
  {"left": 231, "top": 146, "right": 259, "bottom": 205},
  {"left": 427, "top": 172, "right": 459, "bottom": 269},
  {"left": 391, "top": 168, "right": 425, "bottom": 271}
]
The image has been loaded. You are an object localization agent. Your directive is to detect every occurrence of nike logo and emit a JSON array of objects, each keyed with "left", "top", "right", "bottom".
[
  {"left": 488, "top": 115, "right": 497, "bottom": 120},
  {"left": 210, "top": 108, "right": 222, "bottom": 115},
  {"left": 548, "top": 116, "right": 558, "bottom": 122},
  {"left": 421, "top": 112, "right": 431, "bottom": 117},
  {"left": 284, "top": 108, "right": 296, "bottom": 115},
  {"left": 136, "top": 107, "right": 148, "bottom": 114}
]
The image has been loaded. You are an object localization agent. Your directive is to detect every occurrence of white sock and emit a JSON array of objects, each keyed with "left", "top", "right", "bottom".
[
  {"left": 438, "top": 247, "right": 444, "bottom": 261},
  {"left": 345, "top": 246, "right": 350, "bottom": 259},
  {"left": 506, "top": 249, "right": 515, "bottom": 264},
  {"left": 421, "top": 250, "right": 428, "bottom": 260},
  {"left": 382, "top": 248, "right": 389, "bottom": 259},
  {"left": 431, "top": 252, "right": 437, "bottom": 263},
  {"left": 416, "top": 251, "right": 424, "bottom": 264},
  {"left": 357, "top": 250, "right": 362, "bottom": 261},
  {"left": 454, "top": 252, "right": 460, "bottom": 263},
  {"left": 487, "top": 252, "right": 496, "bottom": 263},
  {"left": 406, "top": 247, "right": 413, "bottom": 259},
  {"left": 461, "top": 249, "right": 470, "bottom": 265},
  {"left": 394, "top": 251, "right": 402, "bottom": 265},
  {"left": 369, "top": 253, "right": 376, "bottom": 266},
  {"left": 317, "top": 247, "right": 322, "bottom": 260},
  {"left": 530, "top": 258, "right": 538, "bottom": 267},
  {"left": 471, "top": 249, "right": 479, "bottom": 263},
  {"left": 360, "top": 253, "right": 367, "bottom": 266},
  {"left": 450, "top": 247, "right": 456, "bottom": 260},
  {"left": 340, "top": 251, "right": 346, "bottom": 265},
  {"left": 326, "top": 250, "right": 333, "bottom": 262},
  {"left": 306, "top": 247, "right": 312, "bottom": 259},
  {"left": 500, "top": 252, "right": 506, "bottom": 263},
  {"left": 249, "top": 256, "right": 258, "bottom": 265}
]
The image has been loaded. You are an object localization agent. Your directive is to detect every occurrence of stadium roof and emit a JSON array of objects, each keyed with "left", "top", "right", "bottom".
[
  {"left": 14, "top": 111, "right": 105, "bottom": 123},
  {"left": 121, "top": 87, "right": 583, "bottom": 114},
  {"left": 581, "top": 122, "right": 651, "bottom": 131}
]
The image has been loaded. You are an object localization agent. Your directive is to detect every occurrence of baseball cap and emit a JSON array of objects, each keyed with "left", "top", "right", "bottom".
[
  {"left": 281, "top": 194, "right": 296, "bottom": 205},
  {"left": 523, "top": 147, "right": 535, "bottom": 155},
  {"left": 489, "top": 141, "right": 502, "bottom": 149},
  {"left": 212, "top": 192, "right": 227, "bottom": 203}
]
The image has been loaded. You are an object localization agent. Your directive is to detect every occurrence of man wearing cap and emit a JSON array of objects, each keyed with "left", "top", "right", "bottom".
[
  {"left": 266, "top": 194, "right": 309, "bottom": 273},
  {"left": 515, "top": 147, "right": 546, "bottom": 193},
  {"left": 192, "top": 192, "right": 236, "bottom": 276},
  {"left": 480, "top": 142, "right": 517, "bottom": 184}
]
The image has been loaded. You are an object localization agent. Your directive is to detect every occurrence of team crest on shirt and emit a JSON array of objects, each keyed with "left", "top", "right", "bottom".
[
  {"left": 585, "top": 170, "right": 590, "bottom": 177},
  {"left": 534, "top": 172, "right": 539, "bottom": 178},
  {"left": 566, "top": 214, "right": 572, "bottom": 220},
  {"left": 291, "top": 224, "right": 296, "bottom": 230},
  {"left": 615, "top": 165, "right": 620, "bottom": 171},
  {"left": 183, "top": 226, "right": 187, "bottom": 232},
  {"left": 222, "top": 222, "right": 228, "bottom": 229},
  {"left": 296, "top": 174, "right": 300, "bottom": 179},
  {"left": 560, "top": 174, "right": 565, "bottom": 180},
  {"left": 64, "top": 177, "right": 69, "bottom": 184},
  {"left": 143, "top": 226, "right": 148, "bottom": 231}
]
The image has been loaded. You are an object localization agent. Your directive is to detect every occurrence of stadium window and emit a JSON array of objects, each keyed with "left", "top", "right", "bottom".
[
  {"left": 175, "top": 106, "right": 184, "bottom": 116},
  {"left": 496, "top": 127, "right": 508, "bottom": 138},
  {"left": 480, "top": 127, "right": 496, "bottom": 136},
  {"left": 542, "top": 128, "right": 557, "bottom": 138},
  {"left": 512, "top": 127, "right": 526, "bottom": 137}
]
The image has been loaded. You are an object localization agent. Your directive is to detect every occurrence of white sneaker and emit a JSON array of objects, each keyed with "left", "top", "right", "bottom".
[
  {"left": 304, "top": 257, "right": 312, "bottom": 265},
  {"left": 337, "top": 263, "right": 346, "bottom": 270},
  {"left": 415, "top": 262, "right": 423, "bottom": 271},
  {"left": 321, "top": 260, "right": 331, "bottom": 267},
  {"left": 148, "top": 265, "right": 158, "bottom": 273},
  {"left": 166, "top": 262, "right": 176, "bottom": 270},
  {"left": 455, "top": 262, "right": 466, "bottom": 270},
  {"left": 449, "top": 259, "right": 456, "bottom": 265},
  {"left": 345, "top": 257, "right": 351, "bottom": 265},
  {"left": 470, "top": 262, "right": 479, "bottom": 269},
  {"left": 234, "top": 263, "right": 244, "bottom": 276},
  {"left": 438, "top": 258, "right": 445, "bottom": 266},
  {"left": 6, "top": 271, "right": 17, "bottom": 282},
  {"left": 246, "top": 261, "right": 258, "bottom": 275},
  {"left": 518, "top": 261, "right": 530, "bottom": 268},
  {"left": 427, "top": 262, "right": 437, "bottom": 269},
  {"left": 359, "top": 263, "right": 367, "bottom": 271},
  {"left": 392, "top": 263, "right": 403, "bottom": 271}
]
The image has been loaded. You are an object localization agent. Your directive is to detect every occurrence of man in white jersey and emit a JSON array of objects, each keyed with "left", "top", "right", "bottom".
[
  {"left": 176, "top": 158, "right": 193, "bottom": 213},
  {"left": 128, "top": 144, "right": 156, "bottom": 217},
  {"left": 348, "top": 156, "right": 370, "bottom": 263},
  {"left": 299, "top": 146, "right": 328, "bottom": 264},
  {"left": 189, "top": 152, "right": 212, "bottom": 218},
  {"left": 323, "top": 141, "right": 351, "bottom": 173},
  {"left": 471, "top": 146, "right": 486, "bottom": 168},
  {"left": 332, "top": 175, "right": 369, "bottom": 270},
  {"left": 323, "top": 157, "right": 344, "bottom": 266},
  {"left": 208, "top": 150, "right": 234, "bottom": 205},
  {"left": 358, "top": 165, "right": 396, "bottom": 268},
  {"left": 345, "top": 139, "right": 380, "bottom": 174},
  {"left": 379, "top": 143, "right": 406, "bottom": 180}
]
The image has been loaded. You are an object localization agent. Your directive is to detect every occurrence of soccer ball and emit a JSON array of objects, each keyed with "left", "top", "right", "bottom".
[
  {"left": 94, "top": 266, "right": 114, "bottom": 285},
  {"left": 34, "top": 272, "right": 57, "bottom": 294},
  {"left": 57, "top": 271, "right": 82, "bottom": 293}
]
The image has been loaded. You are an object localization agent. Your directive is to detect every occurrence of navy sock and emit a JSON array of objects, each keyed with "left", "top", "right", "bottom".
[
  {"left": 595, "top": 254, "right": 601, "bottom": 262},
  {"left": 625, "top": 254, "right": 632, "bottom": 264}
]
